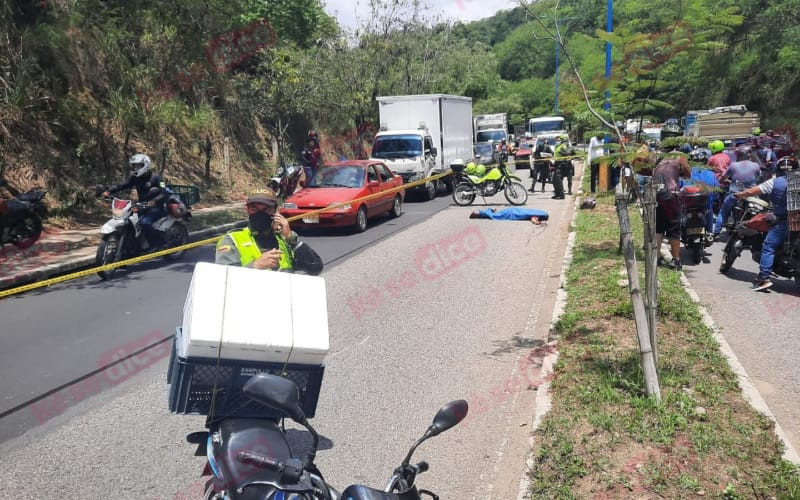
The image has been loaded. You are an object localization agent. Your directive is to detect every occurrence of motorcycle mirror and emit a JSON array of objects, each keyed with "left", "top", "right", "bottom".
[
  {"left": 426, "top": 400, "right": 469, "bottom": 438},
  {"left": 243, "top": 373, "right": 305, "bottom": 422}
]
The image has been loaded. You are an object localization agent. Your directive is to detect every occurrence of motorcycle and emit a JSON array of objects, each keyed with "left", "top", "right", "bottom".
[
  {"left": 0, "top": 180, "right": 48, "bottom": 250},
  {"left": 269, "top": 164, "right": 306, "bottom": 201},
  {"left": 719, "top": 201, "right": 800, "bottom": 284},
  {"left": 190, "top": 373, "right": 468, "bottom": 500},
  {"left": 678, "top": 186, "right": 711, "bottom": 264},
  {"left": 95, "top": 186, "right": 190, "bottom": 279},
  {"left": 451, "top": 159, "right": 528, "bottom": 206}
]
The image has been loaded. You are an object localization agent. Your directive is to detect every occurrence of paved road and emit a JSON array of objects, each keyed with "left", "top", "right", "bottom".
[
  {"left": 0, "top": 176, "right": 575, "bottom": 499},
  {"left": 0, "top": 195, "right": 452, "bottom": 442},
  {"left": 679, "top": 239, "right": 800, "bottom": 455}
]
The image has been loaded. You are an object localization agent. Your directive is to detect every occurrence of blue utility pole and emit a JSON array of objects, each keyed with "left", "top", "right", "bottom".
[
  {"left": 604, "top": 0, "right": 612, "bottom": 111},
  {"left": 554, "top": 40, "right": 560, "bottom": 114}
]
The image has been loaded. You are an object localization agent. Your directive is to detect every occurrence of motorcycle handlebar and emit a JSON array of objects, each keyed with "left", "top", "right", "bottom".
[{"left": 237, "top": 451, "right": 304, "bottom": 483}]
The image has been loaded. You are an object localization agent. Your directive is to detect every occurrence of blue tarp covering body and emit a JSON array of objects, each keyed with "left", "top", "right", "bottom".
[{"left": 473, "top": 207, "right": 550, "bottom": 220}]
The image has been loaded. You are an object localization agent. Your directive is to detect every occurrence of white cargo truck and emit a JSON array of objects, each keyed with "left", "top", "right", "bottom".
[
  {"left": 527, "top": 115, "right": 567, "bottom": 139},
  {"left": 473, "top": 113, "right": 508, "bottom": 162},
  {"left": 372, "top": 94, "right": 473, "bottom": 200}
]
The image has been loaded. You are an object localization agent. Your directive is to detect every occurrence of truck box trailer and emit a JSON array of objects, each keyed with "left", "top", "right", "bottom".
[
  {"left": 682, "top": 105, "right": 760, "bottom": 141},
  {"left": 372, "top": 94, "right": 473, "bottom": 200}
]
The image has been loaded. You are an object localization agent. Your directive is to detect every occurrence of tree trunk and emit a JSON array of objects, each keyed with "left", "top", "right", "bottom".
[
  {"left": 616, "top": 185, "right": 661, "bottom": 401},
  {"left": 204, "top": 135, "right": 212, "bottom": 186}
]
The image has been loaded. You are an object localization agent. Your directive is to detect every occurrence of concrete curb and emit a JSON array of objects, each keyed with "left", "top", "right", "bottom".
[
  {"left": 515, "top": 182, "right": 582, "bottom": 499},
  {"left": 0, "top": 220, "right": 247, "bottom": 292},
  {"left": 678, "top": 272, "right": 800, "bottom": 465}
]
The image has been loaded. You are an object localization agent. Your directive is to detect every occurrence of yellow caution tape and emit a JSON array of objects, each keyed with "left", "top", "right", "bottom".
[{"left": 0, "top": 171, "right": 455, "bottom": 299}]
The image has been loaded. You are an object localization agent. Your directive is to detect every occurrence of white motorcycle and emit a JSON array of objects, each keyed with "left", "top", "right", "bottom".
[{"left": 95, "top": 190, "right": 190, "bottom": 280}]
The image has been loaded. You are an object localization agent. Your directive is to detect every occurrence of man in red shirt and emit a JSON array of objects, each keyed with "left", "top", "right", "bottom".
[{"left": 707, "top": 140, "right": 731, "bottom": 182}]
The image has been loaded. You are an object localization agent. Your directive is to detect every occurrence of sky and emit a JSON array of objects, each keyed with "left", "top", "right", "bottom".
[{"left": 323, "top": 0, "right": 517, "bottom": 29}]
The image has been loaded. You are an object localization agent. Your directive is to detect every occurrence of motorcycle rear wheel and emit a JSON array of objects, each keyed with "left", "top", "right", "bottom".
[
  {"left": 10, "top": 213, "right": 42, "bottom": 249},
  {"left": 163, "top": 223, "right": 189, "bottom": 260},
  {"left": 453, "top": 183, "right": 476, "bottom": 206},
  {"left": 690, "top": 244, "right": 703, "bottom": 265},
  {"left": 719, "top": 235, "right": 740, "bottom": 274},
  {"left": 504, "top": 181, "right": 528, "bottom": 206},
  {"left": 96, "top": 234, "right": 119, "bottom": 280}
]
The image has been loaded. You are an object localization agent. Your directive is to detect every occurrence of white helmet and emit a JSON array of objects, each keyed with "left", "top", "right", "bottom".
[{"left": 129, "top": 154, "right": 152, "bottom": 177}]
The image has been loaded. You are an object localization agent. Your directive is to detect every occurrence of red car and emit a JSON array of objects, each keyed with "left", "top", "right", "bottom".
[{"left": 280, "top": 160, "right": 405, "bottom": 233}]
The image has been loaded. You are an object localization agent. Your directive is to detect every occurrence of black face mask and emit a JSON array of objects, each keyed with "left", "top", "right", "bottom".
[{"left": 249, "top": 212, "right": 273, "bottom": 232}]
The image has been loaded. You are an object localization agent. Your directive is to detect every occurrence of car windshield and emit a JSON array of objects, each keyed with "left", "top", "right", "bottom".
[
  {"left": 476, "top": 130, "right": 506, "bottom": 142},
  {"left": 308, "top": 165, "right": 365, "bottom": 188},
  {"left": 539, "top": 137, "right": 559, "bottom": 146},
  {"left": 372, "top": 135, "right": 423, "bottom": 159}
]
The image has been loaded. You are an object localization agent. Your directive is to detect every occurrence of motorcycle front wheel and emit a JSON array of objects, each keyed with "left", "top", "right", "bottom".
[
  {"left": 10, "top": 213, "right": 43, "bottom": 249},
  {"left": 719, "top": 235, "right": 740, "bottom": 274},
  {"left": 163, "top": 223, "right": 189, "bottom": 260},
  {"left": 504, "top": 181, "right": 528, "bottom": 206},
  {"left": 453, "top": 183, "right": 476, "bottom": 206},
  {"left": 96, "top": 234, "right": 119, "bottom": 280}
]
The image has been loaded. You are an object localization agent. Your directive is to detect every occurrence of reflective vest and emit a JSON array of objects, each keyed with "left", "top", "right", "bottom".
[
  {"left": 228, "top": 227, "right": 294, "bottom": 270},
  {"left": 554, "top": 143, "right": 568, "bottom": 158}
]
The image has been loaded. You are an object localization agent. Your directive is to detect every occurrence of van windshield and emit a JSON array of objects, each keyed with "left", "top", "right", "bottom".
[
  {"left": 372, "top": 135, "right": 423, "bottom": 159},
  {"left": 476, "top": 130, "right": 506, "bottom": 142}
]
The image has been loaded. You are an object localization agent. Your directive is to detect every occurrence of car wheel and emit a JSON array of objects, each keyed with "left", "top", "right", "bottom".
[
  {"left": 390, "top": 195, "right": 402, "bottom": 218},
  {"left": 354, "top": 206, "right": 368, "bottom": 233}
]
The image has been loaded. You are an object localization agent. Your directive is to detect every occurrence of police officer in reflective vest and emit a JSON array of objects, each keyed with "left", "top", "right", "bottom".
[{"left": 215, "top": 188, "right": 323, "bottom": 275}]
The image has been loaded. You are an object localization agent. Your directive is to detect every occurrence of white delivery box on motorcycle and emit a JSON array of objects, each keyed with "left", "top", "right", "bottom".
[
  {"left": 179, "top": 262, "right": 329, "bottom": 365},
  {"left": 169, "top": 262, "right": 329, "bottom": 419}
]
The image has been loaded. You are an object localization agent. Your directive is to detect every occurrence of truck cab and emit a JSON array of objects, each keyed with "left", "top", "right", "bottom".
[{"left": 370, "top": 129, "right": 439, "bottom": 200}]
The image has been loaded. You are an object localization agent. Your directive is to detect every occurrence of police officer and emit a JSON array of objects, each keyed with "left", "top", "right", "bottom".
[
  {"left": 215, "top": 188, "right": 323, "bottom": 275},
  {"left": 552, "top": 136, "right": 574, "bottom": 199}
]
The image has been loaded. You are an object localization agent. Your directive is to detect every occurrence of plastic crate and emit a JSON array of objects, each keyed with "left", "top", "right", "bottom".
[
  {"left": 787, "top": 171, "right": 800, "bottom": 193},
  {"left": 790, "top": 211, "right": 800, "bottom": 232},
  {"left": 167, "top": 185, "right": 200, "bottom": 207},
  {"left": 167, "top": 334, "right": 324, "bottom": 420},
  {"left": 788, "top": 191, "right": 800, "bottom": 212}
]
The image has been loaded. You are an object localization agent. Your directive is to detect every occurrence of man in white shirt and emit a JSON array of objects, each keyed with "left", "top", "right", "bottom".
[{"left": 587, "top": 134, "right": 604, "bottom": 193}]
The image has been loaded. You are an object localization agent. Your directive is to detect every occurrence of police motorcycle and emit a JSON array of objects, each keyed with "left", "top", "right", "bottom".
[
  {"left": 94, "top": 185, "right": 190, "bottom": 279},
  {"left": 719, "top": 157, "right": 800, "bottom": 284},
  {"left": 190, "top": 373, "right": 468, "bottom": 500},
  {"left": 450, "top": 156, "right": 528, "bottom": 206},
  {"left": 0, "top": 178, "right": 48, "bottom": 250}
]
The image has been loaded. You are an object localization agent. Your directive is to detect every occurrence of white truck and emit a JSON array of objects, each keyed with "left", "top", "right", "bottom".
[
  {"left": 472, "top": 113, "right": 508, "bottom": 162},
  {"left": 372, "top": 94, "right": 473, "bottom": 200},
  {"left": 527, "top": 115, "right": 567, "bottom": 139}
]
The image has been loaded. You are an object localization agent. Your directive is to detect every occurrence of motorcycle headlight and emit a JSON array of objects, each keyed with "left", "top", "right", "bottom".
[{"left": 112, "top": 208, "right": 126, "bottom": 218}]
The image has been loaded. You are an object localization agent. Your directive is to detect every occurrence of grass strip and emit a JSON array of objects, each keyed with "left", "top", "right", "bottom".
[{"left": 528, "top": 187, "right": 800, "bottom": 499}]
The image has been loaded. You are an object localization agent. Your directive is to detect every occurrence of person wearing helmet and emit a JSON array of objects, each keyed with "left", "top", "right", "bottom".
[
  {"left": 734, "top": 157, "right": 796, "bottom": 291},
  {"left": 215, "top": 187, "right": 322, "bottom": 275},
  {"left": 712, "top": 146, "right": 762, "bottom": 239},
  {"left": 707, "top": 140, "right": 731, "bottom": 181},
  {"left": 301, "top": 130, "right": 323, "bottom": 184},
  {"left": 103, "top": 153, "right": 167, "bottom": 249}
]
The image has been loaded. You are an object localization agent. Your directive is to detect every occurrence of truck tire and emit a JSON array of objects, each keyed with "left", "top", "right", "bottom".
[{"left": 424, "top": 179, "right": 437, "bottom": 201}]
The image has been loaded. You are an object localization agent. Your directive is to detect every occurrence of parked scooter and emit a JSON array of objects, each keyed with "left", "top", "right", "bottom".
[
  {"left": 451, "top": 158, "right": 528, "bottom": 206},
  {"left": 95, "top": 186, "right": 190, "bottom": 279},
  {"left": 269, "top": 164, "right": 305, "bottom": 200},
  {"left": 0, "top": 179, "right": 48, "bottom": 250},
  {"left": 190, "top": 373, "right": 468, "bottom": 500},
  {"left": 719, "top": 201, "right": 800, "bottom": 284},
  {"left": 678, "top": 186, "right": 711, "bottom": 264}
]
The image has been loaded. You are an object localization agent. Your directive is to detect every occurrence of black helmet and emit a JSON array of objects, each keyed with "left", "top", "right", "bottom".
[{"left": 679, "top": 143, "right": 692, "bottom": 154}]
